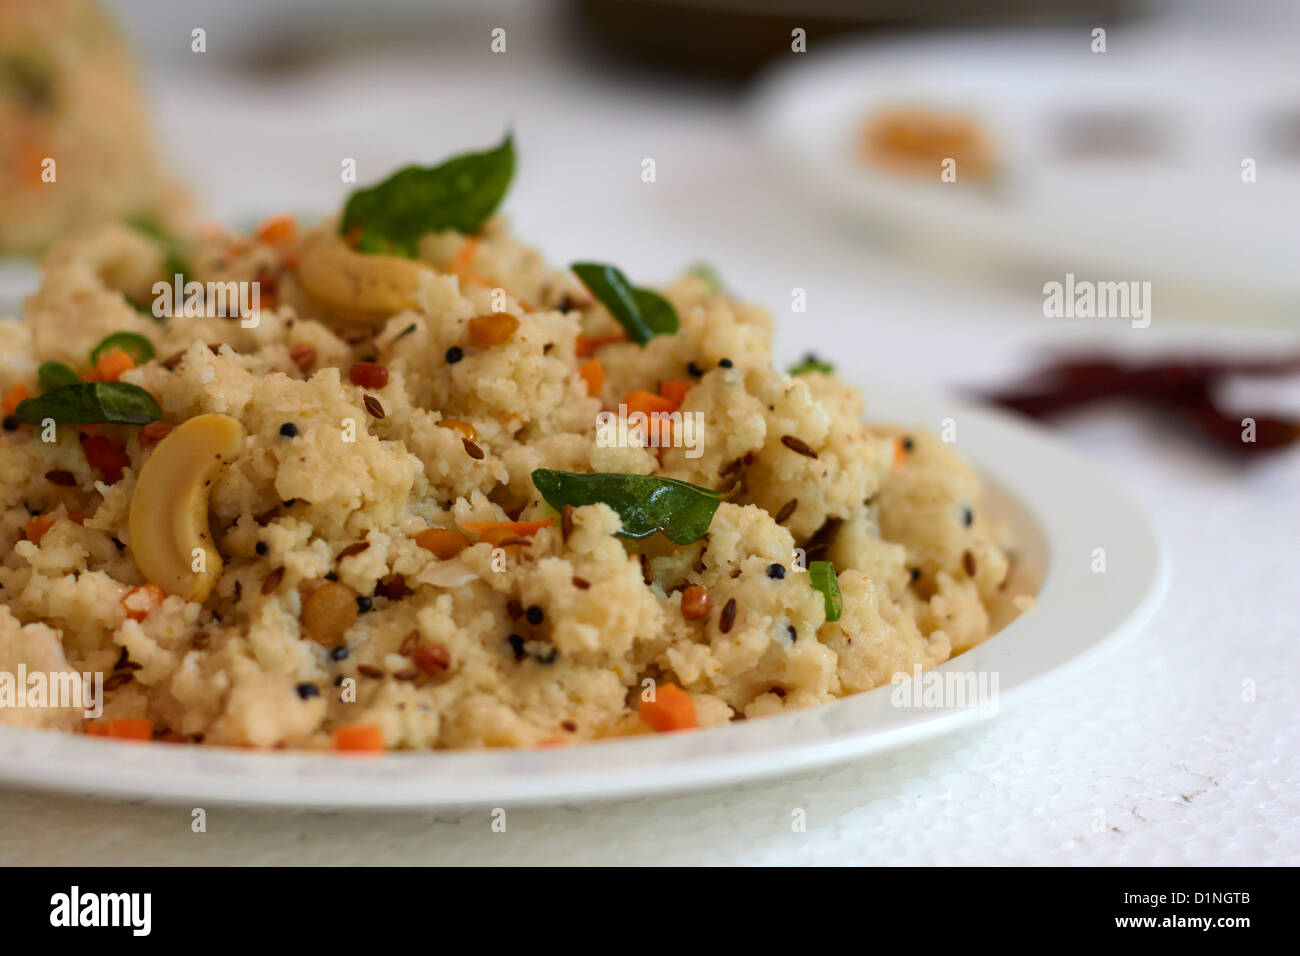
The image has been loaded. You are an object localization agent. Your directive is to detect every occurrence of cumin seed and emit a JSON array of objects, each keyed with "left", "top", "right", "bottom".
[
  {"left": 363, "top": 394, "right": 385, "bottom": 419},
  {"left": 399, "top": 630, "right": 419, "bottom": 656},
  {"left": 103, "top": 672, "right": 134, "bottom": 691},
  {"left": 336, "top": 541, "right": 370, "bottom": 559},
  {"left": 561, "top": 503, "right": 574, "bottom": 541},
  {"left": 719, "top": 597, "right": 737, "bottom": 634},
  {"left": 45, "top": 470, "right": 75, "bottom": 486},
  {"left": 462, "top": 438, "right": 485, "bottom": 460},
  {"left": 780, "top": 435, "right": 818, "bottom": 459},
  {"left": 356, "top": 664, "right": 385, "bottom": 678},
  {"left": 572, "top": 576, "right": 591, "bottom": 589},
  {"left": 261, "top": 566, "right": 285, "bottom": 594},
  {"left": 775, "top": 498, "right": 798, "bottom": 524}
]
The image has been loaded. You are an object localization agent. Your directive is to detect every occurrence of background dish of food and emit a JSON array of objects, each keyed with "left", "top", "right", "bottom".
[{"left": 753, "top": 26, "right": 1300, "bottom": 321}]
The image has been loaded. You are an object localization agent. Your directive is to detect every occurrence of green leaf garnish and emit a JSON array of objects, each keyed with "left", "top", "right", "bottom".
[
  {"left": 37, "top": 361, "right": 79, "bottom": 391},
  {"left": 340, "top": 134, "right": 515, "bottom": 257},
  {"left": 161, "top": 253, "right": 190, "bottom": 286},
  {"left": 531, "top": 469, "right": 726, "bottom": 545},
  {"left": 570, "top": 263, "right": 679, "bottom": 345},
  {"left": 0, "top": 53, "right": 54, "bottom": 112},
  {"left": 808, "top": 560, "right": 843, "bottom": 622},
  {"left": 123, "top": 291, "right": 157, "bottom": 318},
  {"left": 125, "top": 216, "right": 192, "bottom": 291},
  {"left": 14, "top": 382, "right": 161, "bottom": 426},
  {"left": 91, "top": 332, "right": 155, "bottom": 367},
  {"left": 685, "top": 262, "right": 723, "bottom": 293},
  {"left": 789, "top": 354, "right": 834, "bottom": 376}
]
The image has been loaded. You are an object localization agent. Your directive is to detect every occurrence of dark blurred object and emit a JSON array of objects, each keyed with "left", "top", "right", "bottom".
[
  {"left": 573, "top": 0, "right": 1141, "bottom": 79},
  {"left": 983, "top": 354, "right": 1300, "bottom": 455}
]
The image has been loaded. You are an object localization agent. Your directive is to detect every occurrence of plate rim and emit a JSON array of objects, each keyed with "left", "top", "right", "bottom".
[{"left": 0, "top": 380, "right": 1168, "bottom": 810}]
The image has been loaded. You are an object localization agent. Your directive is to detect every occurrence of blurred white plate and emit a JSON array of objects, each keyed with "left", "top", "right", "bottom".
[
  {"left": 752, "top": 29, "right": 1300, "bottom": 310},
  {"left": 0, "top": 380, "right": 1166, "bottom": 809},
  {"left": 0, "top": 260, "right": 39, "bottom": 318}
]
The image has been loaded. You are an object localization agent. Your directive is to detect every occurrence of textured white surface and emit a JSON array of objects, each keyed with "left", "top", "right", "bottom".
[{"left": 1, "top": 3, "right": 1296, "bottom": 864}]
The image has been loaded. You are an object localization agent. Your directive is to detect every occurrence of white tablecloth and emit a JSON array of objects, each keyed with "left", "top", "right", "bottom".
[{"left": 2, "top": 3, "right": 1295, "bottom": 865}]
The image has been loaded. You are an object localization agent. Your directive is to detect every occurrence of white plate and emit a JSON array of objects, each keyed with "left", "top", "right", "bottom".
[
  {"left": 0, "top": 381, "right": 1166, "bottom": 809},
  {"left": 751, "top": 29, "right": 1300, "bottom": 311}
]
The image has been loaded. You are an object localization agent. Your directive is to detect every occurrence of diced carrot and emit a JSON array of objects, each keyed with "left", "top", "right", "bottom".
[
  {"left": 81, "top": 434, "right": 128, "bottom": 483},
  {"left": 467, "top": 313, "right": 519, "bottom": 347},
  {"left": 623, "top": 389, "right": 677, "bottom": 446},
  {"left": 461, "top": 517, "right": 555, "bottom": 546},
  {"left": 107, "top": 718, "right": 153, "bottom": 741},
  {"left": 255, "top": 213, "right": 299, "bottom": 247},
  {"left": 93, "top": 347, "right": 135, "bottom": 382},
  {"left": 333, "top": 723, "right": 385, "bottom": 752},
  {"left": 659, "top": 380, "right": 691, "bottom": 408},
  {"left": 84, "top": 719, "right": 110, "bottom": 737},
  {"left": 638, "top": 683, "right": 698, "bottom": 733},
  {"left": 575, "top": 333, "right": 626, "bottom": 358},
  {"left": 578, "top": 358, "right": 605, "bottom": 397},
  {"left": 81, "top": 367, "right": 102, "bottom": 383},
  {"left": 535, "top": 738, "right": 568, "bottom": 749},
  {"left": 893, "top": 438, "right": 906, "bottom": 466},
  {"left": 15, "top": 136, "right": 49, "bottom": 188},
  {"left": 2, "top": 383, "right": 32, "bottom": 416},
  {"left": 122, "top": 583, "right": 165, "bottom": 621},
  {"left": 24, "top": 515, "right": 54, "bottom": 544},
  {"left": 622, "top": 390, "right": 676, "bottom": 417},
  {"left": 447, "top": 236, "right": 495, "bottom": 288},
  {"left": 448, "top": 236, "right": 479, "bottom": 274}
]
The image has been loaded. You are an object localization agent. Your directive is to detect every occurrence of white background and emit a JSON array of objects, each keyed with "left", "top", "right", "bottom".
[{"left": 0, "top": 0, "right": 1296, "bottom": 864}]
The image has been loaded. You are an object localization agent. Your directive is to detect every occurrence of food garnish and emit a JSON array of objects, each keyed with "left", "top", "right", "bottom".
[
  {"left": 808, "top": 560, "right": 843, "bottom": 622},
  {"left": 531, "top": 469, "right": 727, "bottom": 544},
  {"left": 341, "top": 133, "right": 515, "bottom": 256},
  {"left": 570, "top": 262, "right": 679, "bottom": 345},
  {"left": 14, "top": 382, "right": 161, "bottom": 425}
]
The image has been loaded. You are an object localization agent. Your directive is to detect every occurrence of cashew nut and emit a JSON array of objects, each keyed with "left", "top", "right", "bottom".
[
  {"left": 296, "top": 231, "right": 428, "bottom": 326},
  {"left": 129, "top": 413, "right": 245, "bottom": 602}
]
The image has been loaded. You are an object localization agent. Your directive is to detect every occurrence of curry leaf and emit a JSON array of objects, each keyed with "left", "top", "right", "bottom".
[
  {"left": 789, "top": 354, "right": 834, "bottom": 376},
  {"left": 571, "top": 263, "right": 679, "bottom": 345},
  {"left": 808, "top": 560, "right": 843, "bottom": 622},
  {"left": 686, "top": 261, "right": 723, "bottom": 293},
  {"left": 37, "top": 361, "right": 79, "bottom": 391},
  {"left": 531, "top": 469, "right": 726, "bottom": 545},
  {"left": 14, "top": 382, "right": 161, "bottom": 426},
  {"left": 125, "top": 217, "right": 192, "bottom": 307},
  {"left": 341, "top": 134, "right": 515, "bottom": 256}
]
